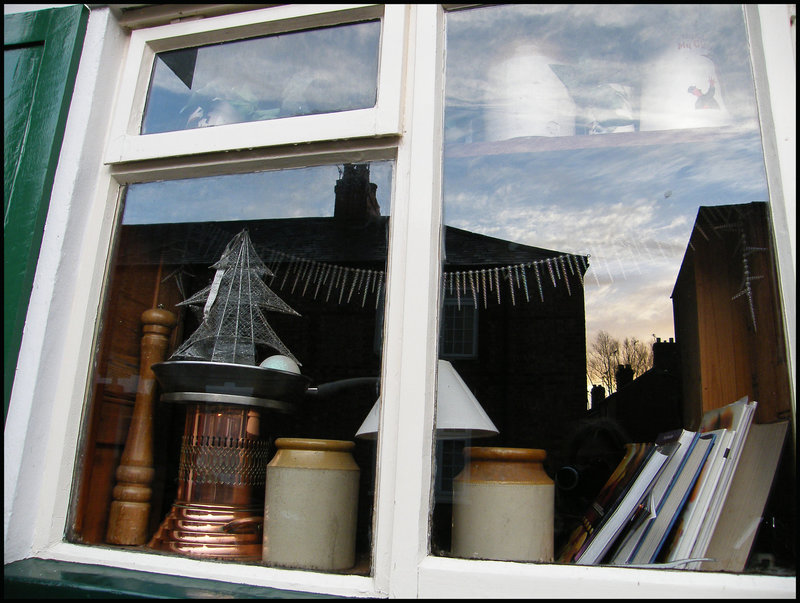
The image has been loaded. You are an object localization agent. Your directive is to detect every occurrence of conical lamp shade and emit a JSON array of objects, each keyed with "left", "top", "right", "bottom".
[
  {"left": 355, "top": 360, "right": 499, "bottom": 440},
  {"left": 354, "top": 398, "right": 380, "bottom": 439}
]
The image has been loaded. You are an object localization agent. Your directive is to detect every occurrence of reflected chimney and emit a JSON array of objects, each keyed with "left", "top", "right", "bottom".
[
  {"left": 652, "top": 337, "right": 679, "bottom": 374},
  {"left": 334, "top": 164, "right": 380, "bottom": 225},
  {"left": 591, "top": 384, "right": 606, "bottom": 407},
  {"left": 615, "top": 364, "right": 634, "bottom": 389}
]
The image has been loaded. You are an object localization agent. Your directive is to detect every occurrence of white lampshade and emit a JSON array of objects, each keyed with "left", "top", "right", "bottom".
[{"left": 355, "top": 360, "right": 499, "bottom": 440}]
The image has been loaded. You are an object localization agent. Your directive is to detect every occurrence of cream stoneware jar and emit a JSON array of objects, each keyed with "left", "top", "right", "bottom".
[
  {"left": 451, "top": 446, "right": 554, "bottom": 562},
  {"left": 263, "top": 438, "right": 359, "bottom": 571}
]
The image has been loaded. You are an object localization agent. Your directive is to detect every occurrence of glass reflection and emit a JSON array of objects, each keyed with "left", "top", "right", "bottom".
[
  {"left": 141, "top": 20, "right": 381, "bottom": 134},
  {"left": 436, "top": 4, "right": 792, "bottom": 574},
  {"left": 71, "top": 162, "right": 392, "bottom": 574},
  {"left": 123, "top": 163, "right": 392, "bottom": 224}
]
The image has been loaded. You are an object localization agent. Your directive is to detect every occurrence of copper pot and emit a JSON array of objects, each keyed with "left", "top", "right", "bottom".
[{"left": 149, "top": 404, "right": 268, "bottom": 561}]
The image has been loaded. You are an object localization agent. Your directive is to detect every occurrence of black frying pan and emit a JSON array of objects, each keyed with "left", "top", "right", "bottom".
[{"left": 151, "top": 360, "right": 378, "bottom": 412}]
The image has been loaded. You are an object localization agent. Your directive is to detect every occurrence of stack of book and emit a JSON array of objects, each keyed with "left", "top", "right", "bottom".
[
  {"left": 607, "top": 428, "right": 715, "bottom": 566},
  {"left": 558, "top": 397, "right": 787, "bottom": 570},
  {"left": 558, "top": 440, "right": 675, "bottom": 565}
]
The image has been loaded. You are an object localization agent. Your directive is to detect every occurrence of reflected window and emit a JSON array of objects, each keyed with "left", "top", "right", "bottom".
[
  {"left": 141, "top": 20, "right": 381, "bottom": 134},
  {"left": 68, "top": 162, "right": 392, "bottom": 575},
  {"left": 435, "top": 4, "right": 793, "bottom": 575},
  {"left": 439, "top": 297, "right": 478, "bottom": 359}
]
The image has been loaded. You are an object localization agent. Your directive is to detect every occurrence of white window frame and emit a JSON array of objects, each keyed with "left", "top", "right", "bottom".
[
  {"left": 105, "top": 4, "right": 407, "bottom": 163},
  {"left": 4, "top": 4, "right": 795, "bottom": 599}
]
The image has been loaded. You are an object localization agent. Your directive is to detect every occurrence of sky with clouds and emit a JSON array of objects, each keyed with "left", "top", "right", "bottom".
[
  {"left": 442, "top": 4, "right": 768, "bottom": 347},
  {"left": 123, "top": 163, "right": 393, "bottom": 224},
  {"left": 141, "top": 20, "right": 381, "bottom": 134},
  {"left": 124, "top": 4, "right": 770, "bottom": 363}
]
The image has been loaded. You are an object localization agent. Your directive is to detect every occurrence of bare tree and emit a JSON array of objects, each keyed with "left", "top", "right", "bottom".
[
  {"left": 587, "top": 330, "right": 619, "bottom": 393},
  {"left": 620, "top": 336, "right": 653, "bottom": 379},
  {"left": 587, "top": 331, "right": 654, "bottom": 393}
]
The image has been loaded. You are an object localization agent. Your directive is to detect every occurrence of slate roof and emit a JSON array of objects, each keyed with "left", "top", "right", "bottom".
[{"left": 118, "top": 216, "right": 586, "bottom": 272}]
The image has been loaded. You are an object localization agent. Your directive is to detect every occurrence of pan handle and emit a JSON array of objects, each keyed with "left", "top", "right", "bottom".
[{"left": 306, "top": 377, "right": 380, "bottom": 399}]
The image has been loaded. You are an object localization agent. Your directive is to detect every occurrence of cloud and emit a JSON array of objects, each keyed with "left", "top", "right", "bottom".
[
  {"left": 441, "top": 121, "right": 767, "bottom": 346},
  {"left": 145, "top": 20, "right": 381, "bottom": 131}
]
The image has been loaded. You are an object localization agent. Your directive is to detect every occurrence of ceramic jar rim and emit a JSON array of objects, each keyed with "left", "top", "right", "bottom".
[
  {"left": 274, "top": 437, "right": 355, "bottom": 452},
  {"left": 464, "top": 446, "right": 546, "bottom": 462}
]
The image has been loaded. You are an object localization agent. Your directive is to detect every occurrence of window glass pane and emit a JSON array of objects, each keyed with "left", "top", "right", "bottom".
[
  {"left": 141, "top": 20, "right": 381, "bottom": 134},
  {"left": 434, "top": 4, "right": 794, "bottom": 576},
  {"left": 68, "top": 162, "right": 392, "bottom": 575}
]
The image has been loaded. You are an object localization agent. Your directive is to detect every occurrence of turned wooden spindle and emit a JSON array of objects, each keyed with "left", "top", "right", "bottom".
[{"left": 106, "top": 307, "right": 176, "bottom": 545}]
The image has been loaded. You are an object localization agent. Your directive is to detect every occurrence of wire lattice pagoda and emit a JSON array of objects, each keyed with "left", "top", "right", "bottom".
[{"left": 150, "top": 229, "right": 305, "bottom": 561}]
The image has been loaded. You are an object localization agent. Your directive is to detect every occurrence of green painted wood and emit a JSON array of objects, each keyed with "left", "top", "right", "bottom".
[
  {"left": 4, "top": 46, "right": 42, "bottom": 213},
  {"left": 3, "top": 558, "right": 340, "bottom": 599},
  {"left": 3, "top": 5, "right": 88, "bottom": 425}
]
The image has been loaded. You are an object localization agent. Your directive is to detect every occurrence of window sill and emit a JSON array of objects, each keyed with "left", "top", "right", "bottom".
[
  {"left": 417, "top": 554, "right": 796, "bottom": 599},
  {"left": 3, "top": 558, "right": 337, "bottom": 599},
  {"left": 22, "top": 543, "right": 376, "bottom": 598}
]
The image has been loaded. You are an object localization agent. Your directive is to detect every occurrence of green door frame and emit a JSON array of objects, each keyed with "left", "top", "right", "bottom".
[{"left": 4, "top": 4, "right": 88, "bottom": 425}]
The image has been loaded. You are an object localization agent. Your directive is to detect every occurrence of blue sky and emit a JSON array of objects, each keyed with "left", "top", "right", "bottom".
[
  {"left": 141, "top": 20, "right": 381, "bottom": 134},
  {"left": 123, "top": 163, "right": 394, "bottom": 225},
  {"left": 124, "top": 4, "right": 769, "bottom": 360},
  {"left": 442, "top": 4, "right": 768, "bottom": 346}
]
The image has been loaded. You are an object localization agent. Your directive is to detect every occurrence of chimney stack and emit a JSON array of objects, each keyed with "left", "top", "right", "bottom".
[
  {"left": 591, "top": 384, "right": 606, "bottom": 407},
  {"left": 652, "top": 337, "right": 679, "bottom": 374},
  {"left": 334, "top": 164, "right": 380, "bottom": 225},
  {"left": 615, "top": 364, "right": 634, "bottom": 390}
]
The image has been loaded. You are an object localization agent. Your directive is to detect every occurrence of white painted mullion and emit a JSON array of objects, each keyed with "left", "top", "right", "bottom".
[
  {"left": 107, "top": 109, "right": 397, "bottom": 164},
  {"left": 109, "top": 139, "right": 400, "bottom": 185},
  {"left": 33, "top": 177, "right": 123, "bottom": 554},
  {"left": 138, "top": 4, "right": 383, "bottom": 51},
  {"left": 374, "top": 3, "right": 407, "bottom": 135},
  {"left": 750, "top": 4, "right": 796, "bottom": 447},
  {"left": 4, "top": 7, "right": 130, "bottom": 562},
  {"left": 105, "top": 24, "right": 148, "bottom": 160},
  {"left": 371, "top": 4, "right": 445, "bottom": 598}
]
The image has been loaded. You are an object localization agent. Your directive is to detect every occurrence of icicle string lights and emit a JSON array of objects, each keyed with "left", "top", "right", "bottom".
[
  {"left": 258, "top": 248, "right": 587, "bottom": 310},
  {"left": 728, "top": 228, "right": 765, "bottom": 332}
]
